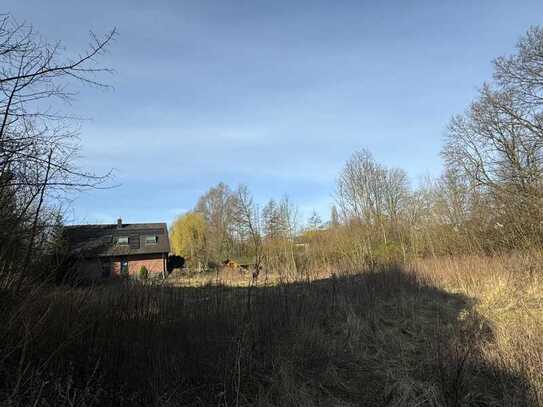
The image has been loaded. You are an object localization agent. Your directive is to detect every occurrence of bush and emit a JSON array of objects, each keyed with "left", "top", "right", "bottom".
[
  {"left": 207, "top": 260, "right": 221, "bottom": 271},
  {"left": 139, "top": 266, "right": 149, "bottom": 280},
  {"left": 372, "top": 241, "right": 405, "bottom": 264}
]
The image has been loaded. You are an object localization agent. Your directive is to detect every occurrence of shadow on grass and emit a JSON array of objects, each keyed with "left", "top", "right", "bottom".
[{"left": 0, "top": 265, "right": 536, "bottom": 406}]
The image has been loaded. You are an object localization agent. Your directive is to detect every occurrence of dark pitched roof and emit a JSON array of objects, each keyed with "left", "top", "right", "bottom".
[{"left": 63, "top": 222, "right": 170, "bottom": 257}]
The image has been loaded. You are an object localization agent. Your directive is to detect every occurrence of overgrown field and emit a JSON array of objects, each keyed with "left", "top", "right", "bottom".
[{"left": 1, "top": 255, "right": 542, "bottom": 406}]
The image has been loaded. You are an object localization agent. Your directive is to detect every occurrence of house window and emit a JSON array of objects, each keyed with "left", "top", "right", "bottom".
[
  {"left": 145, "top": 235, "right": 158, "bottom": 245},
  {"left": 116, "top": 236, "right": 129, "bottom": 245}
]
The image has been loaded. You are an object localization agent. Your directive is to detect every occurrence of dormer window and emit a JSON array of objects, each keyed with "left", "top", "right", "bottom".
[
  {"left": 116, "top": 236, "right": 129, "bottom": 246},
  {"left": 145, "top": 235, "right": 158, "bottom": 245}
]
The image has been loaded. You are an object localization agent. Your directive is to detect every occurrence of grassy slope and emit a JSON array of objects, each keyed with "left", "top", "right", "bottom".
[{"left": 1, "top": 256, "right": 542, "bottom": 406}]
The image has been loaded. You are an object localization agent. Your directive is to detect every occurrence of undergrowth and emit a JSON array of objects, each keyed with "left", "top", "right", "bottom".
[{"left": 1, "top": 256, "right": 541, "bottom": 406}]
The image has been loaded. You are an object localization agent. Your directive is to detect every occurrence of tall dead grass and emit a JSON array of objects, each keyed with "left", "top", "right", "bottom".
[
  {"left": 1, "top": 254, "right": 541, "bottom": 406},
  {"left": 413, "top": 253, "right": 543, "bottom": 405}
]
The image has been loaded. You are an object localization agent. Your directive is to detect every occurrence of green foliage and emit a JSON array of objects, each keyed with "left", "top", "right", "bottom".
[
  {"left": 170, "top": 212, "right": 208, "bottom": 267},
  {"left": 139, "top": 266, "right": 149, "bottom": 280}
]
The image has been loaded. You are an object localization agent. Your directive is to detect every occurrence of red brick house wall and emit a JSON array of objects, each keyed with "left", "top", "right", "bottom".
[{"left": 111, "top": 253, "right": 166, "bottom": 277}]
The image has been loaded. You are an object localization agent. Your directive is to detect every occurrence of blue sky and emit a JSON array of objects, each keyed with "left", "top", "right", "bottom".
[{"left": 6, "top": 1, "right": 543, "bottom": 225}]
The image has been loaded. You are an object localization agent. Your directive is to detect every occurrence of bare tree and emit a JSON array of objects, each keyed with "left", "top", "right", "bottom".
[
  {"left": 0, "top": 15, "right": 116, "bottom": 287},
  {"left": 0, "top": 15, "right": 116, "bottom": 189},
  {"left": 261, "top": 198, "right": 281, "bottom": 240},
  {"left": 336, "top": 149, "right": 409, "bottom": 244},
  {"left": 233, "top": 185, "right": 263, "bottom": 281},
  {"left": 494, "top": 26, "right": 543, "bottom": 112},
  {"left": 194, "top": 182, "right": 238, "bottom": 261},
  {"left": 442, "top": 26, "right": 543, "bottom": 246}
]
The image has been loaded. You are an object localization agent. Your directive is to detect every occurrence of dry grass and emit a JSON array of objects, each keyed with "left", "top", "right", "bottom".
[
  {"left": 413, "top": 254, "right": 543, "bottom": 405},
  {"left": 1, "top": 254, "right": 542, "bottom": 406},
  {"left": 167, "top": 263, "right": 335, "bottom": 287}
]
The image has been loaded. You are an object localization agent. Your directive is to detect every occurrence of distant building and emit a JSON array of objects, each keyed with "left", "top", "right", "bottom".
[{"left": 63, "top": 218, "right": 170, "bottom": 280}]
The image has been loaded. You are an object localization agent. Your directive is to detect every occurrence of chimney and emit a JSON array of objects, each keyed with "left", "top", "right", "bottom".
[{"left": 117, "top": 218, "right": 122, "bottom": 228}]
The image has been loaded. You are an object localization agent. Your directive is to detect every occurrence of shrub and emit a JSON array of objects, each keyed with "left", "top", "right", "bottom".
[
  {"left": 373, "top": 241, "right": 405, "bottom": 264},
  {"left": 139, "top": 266, "right": 149, "bottom": 280}
]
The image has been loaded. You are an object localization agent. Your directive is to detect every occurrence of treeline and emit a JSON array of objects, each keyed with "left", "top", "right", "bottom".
[
  {"left": 170, "top": 183, "right": 299, "bottom": 275},
  {"left": 171, "top": 26, "right": 543, "bottom": 275}
]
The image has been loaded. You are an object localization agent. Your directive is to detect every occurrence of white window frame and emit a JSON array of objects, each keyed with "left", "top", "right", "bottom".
[
  {"left": 117, "top": 236, "right": 129, "bottom": 245},
  {"left": 145, "top": 235, "right": 158, "bottom": 245}
]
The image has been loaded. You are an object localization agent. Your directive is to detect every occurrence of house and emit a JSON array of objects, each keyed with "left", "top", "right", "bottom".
[{"left": 63, "top": 218, "right": 170, "bottom": 280}]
